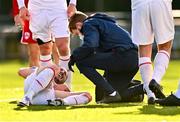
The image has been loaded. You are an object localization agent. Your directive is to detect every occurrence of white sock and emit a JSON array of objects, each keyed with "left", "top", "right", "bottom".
[
  {"left": 109, "top": 91, "right": 116, "bottom": 96},
  {"left": 63, "top": 94, "right": 90, "bottom": 105},
  {"left": 139, "top": 57, "right": 155, "bottom": 98},
  {"left": 59, "top": 55, "right": 72, "bottom": 90},
  {"left": 152, "top": 50, "right": 170, "bottom": 84},
  {"left": 40, "top": 55, "right": 52, "bottom": 67},
  {"left": 24, "top": 68, "right": 54, "bottom": 100},
  {"left": 174, "top": 80, "right": 180, "bottom": 99}
]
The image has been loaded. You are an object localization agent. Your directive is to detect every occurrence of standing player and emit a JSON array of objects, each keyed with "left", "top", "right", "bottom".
[
  {"left": 17, "top": 64, "right": 92, "bottom": 107},
  {"left": 13, "top": 0, "right": 40, "bottom": 67},
  {"left": 131, "top": 0, "right": 175, "bottom": 104},
  {"left": 13, "top": 0, "right": 60, "bottom": 66},
  {"left": 17, "top": 0, "right": 77, "bottom": 89}
]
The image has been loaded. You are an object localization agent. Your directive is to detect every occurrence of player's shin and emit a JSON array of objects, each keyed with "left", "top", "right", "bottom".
[
  {"left": 63, "top": 93, "right": 92, "bottom": 105},
  {"left": 152, "top": 50, "right": 170, "bottom": 84}
]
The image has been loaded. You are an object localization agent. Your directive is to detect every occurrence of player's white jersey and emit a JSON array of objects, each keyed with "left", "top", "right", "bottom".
[
  {"left": 28, "top": 0, "right": 67, "bottom": 11},
  {"left": 131, "top": 0, "right": 173, "bottom": 10}
]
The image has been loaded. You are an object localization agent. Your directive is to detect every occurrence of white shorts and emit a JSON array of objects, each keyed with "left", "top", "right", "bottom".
[
  {"left": 29, "top": 9, "right": 69, "bottom": 43},
  {"left": 131, "top": 0, "right": 174, "bottom": 45}
]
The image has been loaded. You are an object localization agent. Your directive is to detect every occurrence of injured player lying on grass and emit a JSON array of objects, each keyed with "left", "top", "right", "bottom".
[{"left": 17, "top": 64, "right": 92, "bottom": 107}]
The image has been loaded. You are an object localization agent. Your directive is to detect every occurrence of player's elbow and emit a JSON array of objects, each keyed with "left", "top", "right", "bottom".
[
  {"left": 18, "top": 69, "right": 24, "bottom": 78},
  {"left": 18, "top": 68, "right": 28, "bottom": 78}
]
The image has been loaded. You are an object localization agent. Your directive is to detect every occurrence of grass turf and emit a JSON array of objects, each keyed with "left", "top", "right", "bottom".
[{"left": 0, "top": 60, "right": 180, "bottom": 122}]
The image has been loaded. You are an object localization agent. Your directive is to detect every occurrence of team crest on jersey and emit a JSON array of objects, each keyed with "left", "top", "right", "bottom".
[{"left": 24, "top": 32, "right": 30, "bottom": 40}]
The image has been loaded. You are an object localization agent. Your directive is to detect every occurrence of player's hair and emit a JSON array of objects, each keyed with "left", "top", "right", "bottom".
[{"left": 69, "top": 11, "right": 88, "bottom": 32}]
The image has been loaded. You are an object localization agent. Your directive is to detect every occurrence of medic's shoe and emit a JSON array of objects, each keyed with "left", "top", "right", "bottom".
[
  {"left": 148, "top": 97, "right": 155, "bottom": 105},
  {"left": 155, "top": 94, "right": 180, "bottom": 106},
  {"left": 149, "top": 79, "right": 166, "bottom": 99},
  {"left": 17, "top": 96, "right": 31, "bottom": 107},
  {"left": 97, "top": 91, "right": 121, "bottom": 104}
]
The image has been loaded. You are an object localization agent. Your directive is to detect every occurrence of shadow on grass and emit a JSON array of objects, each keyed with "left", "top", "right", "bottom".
[
  {"left": 12, "top": 99, "right": 179, "bottom": 116},
  {"left": 138, "top": 105, "right": 180, "bottom": 116},
  {"left": 11, "top": 100, "right": 142, "bottom": 111},
  {"left": 113, "top": 105, "right": 180, "bottom": 116},
  {"left": 69, "top": 102, "right": 142, "bottom": 110}
]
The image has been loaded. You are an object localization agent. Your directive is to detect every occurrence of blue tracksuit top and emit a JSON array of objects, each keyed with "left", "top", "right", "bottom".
[{"left": 72, "top": 13, "right": 137, "bottom": 61}]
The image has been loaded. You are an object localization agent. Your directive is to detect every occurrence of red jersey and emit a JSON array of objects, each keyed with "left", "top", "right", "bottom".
[{"left": 13, "top": 0, "right": 29, "bottom": 17}]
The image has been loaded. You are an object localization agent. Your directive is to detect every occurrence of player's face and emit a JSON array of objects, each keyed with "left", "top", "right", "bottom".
[{"left": 54, "top": 67, "right": 67, "bottom": 84}]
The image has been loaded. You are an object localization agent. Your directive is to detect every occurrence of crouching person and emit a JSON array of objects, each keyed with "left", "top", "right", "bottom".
[
  {"left": 68, "top": 11, "right": 144, "bottom": 103},
  {"left": 17, "top": 64, "right": 92, "bottom": 107}
]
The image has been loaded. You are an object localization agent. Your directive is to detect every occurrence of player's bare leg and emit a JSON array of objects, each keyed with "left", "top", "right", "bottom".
[
  {"left": 27, "top": 43, "right": 40, "bottom": 67},
  {"left": 52, "top": 43, "right": 60, "bottom": 65},
  {"left": 55, "top": 37, "right": 72, "bottom": 90}
]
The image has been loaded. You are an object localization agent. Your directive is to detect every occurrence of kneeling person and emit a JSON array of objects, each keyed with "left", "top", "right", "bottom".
[
  {"left": 17, "top": 64, "right": 92, "bottom": 107},
  {"left": 68, "top": 11, "right": 144, "bottom": 103}
]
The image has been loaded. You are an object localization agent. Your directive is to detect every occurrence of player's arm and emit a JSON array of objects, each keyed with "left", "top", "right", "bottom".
[
  {"left": 18, "top": 67, "right": 37, "bottom": 78},
  {"left": 17, "top": 0, "right": 30, "bottom": 20},
  {"left": 54, "top": 84, "right": 70, "bottom": 92},
  {"left": 67, "top": 0, "right": 77, "bottom": 18},
  {"left": 13, "top": 0, "right": 23, "bottom": 28}
]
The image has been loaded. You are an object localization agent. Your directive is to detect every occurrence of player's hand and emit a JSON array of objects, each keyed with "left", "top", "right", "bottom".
[
  {"left": 67, "top": 3, "right": 76, "bottom": 18},
  {"left": 68, "top": 55, "right": 76, "bottom": 72},
  {"left": 14, "top": 15, "right": 24, "bottom": 30},
  {"left": 19, "top": 7, "right": 30, "bottom": 21}
]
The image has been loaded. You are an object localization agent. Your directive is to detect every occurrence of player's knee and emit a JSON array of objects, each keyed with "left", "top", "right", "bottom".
[
  {"left": 158, "top": 41, "right": 172, "bottom": 52},
  {"left": 39, "top": 43, "right": 52, "bottom": 55},
  {"left": 18, "top": 69, "right": 22, "bottom": 77},
  {"left": 58, "top": 45, "right": 70, "bottom": 55},
  {"left": 18, "top": 68, "right": 26, "bottom": 78}
]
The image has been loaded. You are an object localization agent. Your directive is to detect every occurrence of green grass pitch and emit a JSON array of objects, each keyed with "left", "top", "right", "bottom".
[{"left": 0, "top": 60, "right": 180, "bottom": 122}]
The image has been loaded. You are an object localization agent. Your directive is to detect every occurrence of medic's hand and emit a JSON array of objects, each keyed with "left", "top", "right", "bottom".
[{"left": 68, "top": 55, "right": 76, "bottom": 72}]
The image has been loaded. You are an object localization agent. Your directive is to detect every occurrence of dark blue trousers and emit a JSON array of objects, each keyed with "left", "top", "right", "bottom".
[{"left": 76, "top": 48, "right": 138, "bottom": 95}]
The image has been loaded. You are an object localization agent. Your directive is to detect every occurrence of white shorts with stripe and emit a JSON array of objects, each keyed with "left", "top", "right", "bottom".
[
  {"left": 29, "top": 9, "right": 69, "bottom": 43},
  {"left": 131, "top": 0, "right": 174, "bottom": 45}
]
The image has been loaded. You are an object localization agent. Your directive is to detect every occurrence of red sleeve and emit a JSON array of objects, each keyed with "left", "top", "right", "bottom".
[{"left": 13, "top": 0, "right": 19, "bottom": 17}]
